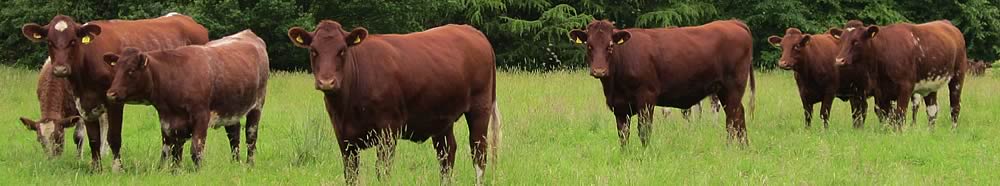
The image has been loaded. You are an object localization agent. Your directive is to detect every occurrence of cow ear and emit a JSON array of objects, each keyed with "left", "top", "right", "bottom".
[
  {"left": 828, "top": 28, "right": 843, "bottom": 40},
  {"left": 137, "top": 54, "right": 149, "bottom": 69},
  {"left": 56, "top": 116, "right": 80, "bottom": 127},
  {"left": 22, "top": 23, "right": 47, "bottom": 42},
  {"left": 612, "top": 31, "right": 631, "bottom": 45},
  {"left": 19, "top": 117, "right": 38, "bottom": 131},
  {"left": 287, "top": 27, "right": 313, "bottom": 48},
  {"left": 767, "top": 36, "right": 782, "bottom": 47},
  {"left": 78, "top": 24, "right": 101, "bottom": 45},
  {"left": 569, "top": 29, "right": 587, "bottom": 44},
  {"left": 798, "top": 35, "right": 811, "bottom": 47},
  {"left": 345, "top": 28, "right": 368, "bottom": 47},
  {"left": 864, "top": 26, "right": 879, "bottom": 39},
  {"left": 102, "top": 53, "right": 119, "bottom": 67}
]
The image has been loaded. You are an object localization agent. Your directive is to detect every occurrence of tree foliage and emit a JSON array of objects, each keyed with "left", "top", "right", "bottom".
[{"left": 1, "top": 0, "right": 998, "bottom": 70}]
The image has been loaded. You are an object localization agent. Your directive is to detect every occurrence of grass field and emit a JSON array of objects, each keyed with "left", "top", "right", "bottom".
[{"left": 1, "top": 65, "right": 998, "bottom": 185}]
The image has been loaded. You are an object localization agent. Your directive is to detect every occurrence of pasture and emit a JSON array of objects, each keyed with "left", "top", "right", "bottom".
[{"left": 1, "top": 65, "right": 998, "bottom": 185}]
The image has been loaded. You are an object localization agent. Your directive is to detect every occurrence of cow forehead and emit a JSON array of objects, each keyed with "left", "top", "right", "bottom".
[{"left": 54, "top": 21, "right": 68, "bottom": 32}]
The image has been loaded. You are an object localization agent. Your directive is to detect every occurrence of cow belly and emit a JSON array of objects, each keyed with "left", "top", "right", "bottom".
[
  {"left": 209, "top": 111, "right": 244, "bottom": 128},
  {"left": 913, "top": 76, "right": 951, "bottom": 95}
]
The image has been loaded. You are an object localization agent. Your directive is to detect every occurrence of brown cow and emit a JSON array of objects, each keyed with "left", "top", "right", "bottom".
[
  {"left": 103, "top": 30, "right": 268, "bottom": 167},
  {"left": 18, "top": 57, "right": 91, "bottom": 158},
  {"left": 21, "top": 13, "right": 209, "bottom": 171},
  {"left": 831, "top": 20, "right": 966, "bottom": 129},
  {"left": 569, "top": 20, "right": 756, "bottom": 145},
  {"left": 768, "top": 28, "right": 873, "bottom": 128},
  {"left": 287, "top": 21, "right": 502, "bottom": 185},
  {"left": 969, "top": 59, "right": 989, "bottom": 76}
]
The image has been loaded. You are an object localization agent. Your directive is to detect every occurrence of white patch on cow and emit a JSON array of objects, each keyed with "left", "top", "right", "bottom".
[
  {"left": 54, "top": 21, "right": 68, "bottom": 32},
  {"left": 926, "top": 105, "right": 939, "bottom": 119},
  {"left": 913, "top": 76, "right": 951, "bottom": 95},
  {"left": 209, "top": 112, "right": 241, "bottom": 129},
  {"left": 162, "top": 12, "right": 181, "bottom": 17},
  {"left": 38, "top": 121, "right": 56, "bottom": 141},
  {"left": 45, "top": 57, "right": 51, "bottom": 65},
  {"left": 160, "top": 119, "right": 171, "bottom": 136},
  {"left": 475, "top": 164, "right": 484, "bottom": 183},
  {"left": 846, "top": 28, "right": 855, "bottom": 32}
]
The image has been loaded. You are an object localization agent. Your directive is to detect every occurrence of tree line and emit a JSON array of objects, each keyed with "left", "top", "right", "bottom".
[{"left": 2, "top": 0, "right": 998, "bottom": 71}]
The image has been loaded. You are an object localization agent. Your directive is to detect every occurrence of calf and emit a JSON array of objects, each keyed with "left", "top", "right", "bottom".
[
  {"left": 18, "top": 57, "right": 99, "bottom": 158},
  {"left": 969, "top": 59, "right": 988, "bottom": 76},
  {"left": 104, "top": 30, "right": 268, "bottom": 167},
  {"left": 21, "top": 13, "right": 209, "bottom": 171},
  {"left": 569, "top": 20, "right": 756, "bottom": 145},
  {"left": 832, "top": 20, "right": 966, "bottom": 129},
  {"left": 768, "top": 28, "right": 872, "bottom": 128},
  {"left": 288, "top": 20, "right": 502, "bottom": 185}
]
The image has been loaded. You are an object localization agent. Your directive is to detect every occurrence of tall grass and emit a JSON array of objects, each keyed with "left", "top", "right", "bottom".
[{"left": 1, "top": 66, "right": 997, "bottom": 184}]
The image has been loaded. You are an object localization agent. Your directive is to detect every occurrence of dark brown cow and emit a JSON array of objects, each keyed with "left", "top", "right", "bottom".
[
  {"left": 569, "top": 20, "right": 756, "bottom": 145},
  {"left": 103, "top": 30, "right": 268, "bottom": 167},
  {"left": 287, "top": 21, "right": 502, "bottom": 185},
  {"left": 768, "top": 28, "right": 872, "bottom": 128},
  {"left": 18, "top": 57, "right": 89, "bottom": 157},
  {"left": 21, "top": 13, "right": 209, "bottom": 171},
  {"left": 831, "top": 20, "right": 966, "bottom": 129}
]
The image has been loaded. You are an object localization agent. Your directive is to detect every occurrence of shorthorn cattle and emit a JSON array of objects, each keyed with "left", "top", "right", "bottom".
[
  {"left": 831, "top": 20, "right": 966, "bottom": 129},
  {"left": 768, "top": 28, "right": 872, "bottom": 128},
  {"left": 18, "top": 57, "right": 107, "bottom": 158},
  {"left": 104, "top": 30, "right": 269, "bottom": 167},
  {"left": 288, "top": 20, "right": 502, "bottom": 185},
  {"left": 569, "top": 20, "right": 756, "bottom": 145},
  {"left": 21, "top": 13, "right": 209, "bottom": 171}
]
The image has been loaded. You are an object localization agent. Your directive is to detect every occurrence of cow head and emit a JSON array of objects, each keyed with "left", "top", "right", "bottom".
[
  {"left": 103, "top": 47, "right": 151, "bottom": 103},
  {"left": 569, "top": 20, "right": 630, "bottom": 78},
  {"left": 22, "top": 15, "right": 102, "bottom": 77},
  {"left": 19, "top": 116, "right": 80, "bottom": 157},
  {"left": 768, "top": 28, "right": 812, "bottom": 70},
  {"left": 832, "top": 20, "right": 876, "bottom": 66},
  {"left": 288, "top": 20, "right": 368, "bottom": 93}
]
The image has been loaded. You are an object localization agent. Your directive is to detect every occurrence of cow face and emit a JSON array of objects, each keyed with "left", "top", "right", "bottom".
[
  {"left": 22, "top": 15, "right": 102, "bottom": 77},
  {"left": 103, "top": 48, "right": 150, "bottom": 103},
  {"left": 289, "top": 21, "right": 367, "bottom": 93},
  {"left": 833, "top": 21, "right": 877, "bottom": 66},
  {"left": 768, "top": 28, "right": 812, "bottom": 70},
  {"left": 19, "top": 116, "right": 80, "bottom": 157},
  {"left": 569, "top": 20, "right": 630, "bottom": 78}
]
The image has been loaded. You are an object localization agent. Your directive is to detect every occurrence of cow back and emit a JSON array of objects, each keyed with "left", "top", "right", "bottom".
[{"left": 37, "top": 59, "right": 78, "bottom": 121}]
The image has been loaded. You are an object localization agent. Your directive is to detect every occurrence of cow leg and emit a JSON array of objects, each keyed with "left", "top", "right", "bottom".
[
  {"left": 224, "top": 124, "right": 241, "bottom": 162},
  {"left": 874, "top": 96, "right": 891, "bottom": 125},
  {"left": 245, "top": 109, "right": 261, "bottom": 165},
  {"left": 910, "top": 94, "right": 920, "bottom": 126},
  {"left": 720, "top": 92, "right": 748, "bottom": 145},
  {"left": 465, "top": 106, "right": 493, "bottom": 185},
  {"left": 849, "top": 96, "right": 867, "bottom": 129},
  {"left": 820, "top": 95, "right": 834, "bottom": 129},
  {"left": 340, "top": 143, "right": 360, "bottom": 185},
  {"left": 614, "top": 112, "right": 631, "bottom": 148},
  {"left": 375, "top": 130, "right": 397, "bottom": 181},
  {"left": 190, "top": 111, "right": 210, "bottom": 168},
  {"left": 949, "top": 75, "right": 964, "bottom": 129},
  {"left": 681, "top": 107, "right": 693, "bottom": 122},
  {"left": 802, "top": 101, "right": 814, "bottom": 128},
  {"left": 893, "top": 87, "right": 914, "bottom": 131},
  {"left": 433, "top": 131, "right": 457, "bottom": 184},
  {"left": 170, "top": 136, "right": 185, "bottom": 168},
  {"left": 637, "top": 105, "right": 654, "bottom": 147},
  {"left": 83, "top": 116, "right": 103, "bottom": 171},
  {"left": 73, "top": 121, "right": 85, "bottom": 159},
  {"left": 105, "top": 103, "right": 125, "bottom": 172},
  {"left": 922, "top": 92, "right": 939, "bottom": 127}
]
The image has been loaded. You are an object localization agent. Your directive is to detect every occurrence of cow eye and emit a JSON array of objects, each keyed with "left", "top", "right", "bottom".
[{"left": 127, "top": 70, "right": 134, "bottom": 76}]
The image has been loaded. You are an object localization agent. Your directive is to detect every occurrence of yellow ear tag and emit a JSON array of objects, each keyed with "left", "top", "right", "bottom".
[
  {"left": 81, "top": 36, "right": 92, "bottom": 44},
  {"left": 33, "top": 33, "right": 42, "bottom": 39},
  {"left": 869, "top": 32, "right": 876, "bottom": 38},
  {"left": 353, "top": 37, "right": 362, "bottom": 44},
  {"left": 574, "top": 38, "right": 583, "bottom": 44},
  {"left": 295, "top": 36, "right": 304, "bottom": 44},
  {"left": 616, "top": 39, "right": 625, "bottom": 45}
]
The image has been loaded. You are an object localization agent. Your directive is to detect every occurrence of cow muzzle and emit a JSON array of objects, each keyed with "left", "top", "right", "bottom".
[
  {"left": 590, "top": 68, "right": 608, "bottom": 78},
  {"left": 106, "top": 92, "right": 122, "bottom": 102},
  {"left": 52, "top": 65, "right": 71, "bottom": 77},
  {"left": 835, "top": 57, "right": 846, "bottom": 66},
  {"left": 316, "top": 79, "right": 340, "bottom": 91},
  {"left": 778, "top": 61, "right": 792, "bottom": 70}
]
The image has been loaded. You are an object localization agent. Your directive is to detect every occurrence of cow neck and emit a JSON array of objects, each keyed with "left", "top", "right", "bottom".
[{"left": 141, "top": 57, "right": 161, "bottom": 103}]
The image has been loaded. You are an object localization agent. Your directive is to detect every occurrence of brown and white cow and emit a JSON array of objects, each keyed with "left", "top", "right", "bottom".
[
  {"left": 18, "top": 57, "right": 94, "bottom": 158},
  {"left": 831, "top": 20, "right": 966, "bottom": 129},
  {"left": 21, "top": 13, "right": 209, "bottom": 171},
  {"left": 104, "top": 30, "right": 268, "bottom": 168},
  {"left": 288, "top": 21, "right": 502, "bottom": 185},
  {"left": 768, "top": 28, "right": 873, "bottom": 128},
  {"left": 569, "top": 20, "right": 756, "bottom": 145},
  {"left": 969, "top": 59, "right": 990, "bottom": 76}
]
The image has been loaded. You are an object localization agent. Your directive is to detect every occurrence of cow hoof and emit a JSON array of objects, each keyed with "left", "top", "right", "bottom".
[{"left": 112, "top": 159, "right": 124, "bottom": 173}]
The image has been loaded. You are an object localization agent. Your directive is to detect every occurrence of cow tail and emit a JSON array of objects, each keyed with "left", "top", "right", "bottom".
[{"left": 488, "top": 100, "right": 503, "bottom": 164}]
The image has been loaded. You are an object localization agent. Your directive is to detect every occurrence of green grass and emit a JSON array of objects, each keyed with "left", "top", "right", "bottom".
[{"left": 1, "top": 65, "right": 998, "bottom": 185}]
